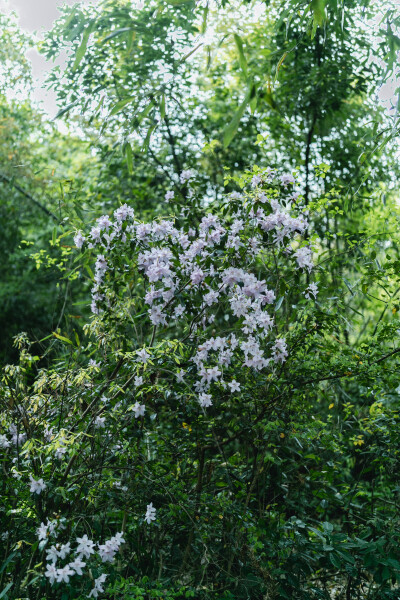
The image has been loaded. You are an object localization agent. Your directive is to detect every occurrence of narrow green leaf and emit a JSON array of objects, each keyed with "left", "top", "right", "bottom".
[
  {"left": 53, "top": 332, "right": 74, "bottom": 346},
  {"left": 160, "top": 94, "right": 166, "bottom": 119},
  {"left": 125, "top": 142, "right": 133, "bottom": 174},
  {"left": 0, "top": 552, "right": 17, "bottom": 575},
  {"left": 72, "top": 26, "right": 92, "bottom": 71},
  {"left": 85, "top": 264, "right": 94, "bottom": 280},
  {"left": 142, "top": 124, "right": 157, "bottom": 152},
  {"left": 223, "top": 85, "right": 254, "bottom": 148},
  {"left": 310, "top": 0, "right": 326, "bottom": 26},
  {"left": 0, "top": 582, "right": 13, "bottom": 599},
  {"left": 53, "top": 100, "right": 79, "bottom": 120},
  {"left": 234, "top": 34, "right": 247, "bottom": 78},
  {"left": 109, "top": 96, "right": 136, "bottom": 116},
  {"left": 275, "top": 296, "right": 284, "bottom": 312},
  {"left": 201, "top": 4, "right": 209, "bottom": 34},
  {"left": 102, "top": 27, "right": 134, "bottom": 43}
]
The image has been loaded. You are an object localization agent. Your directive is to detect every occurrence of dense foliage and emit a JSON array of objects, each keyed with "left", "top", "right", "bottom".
[{"left": 1, "top": 1, "right": 400, "bottom": 599}]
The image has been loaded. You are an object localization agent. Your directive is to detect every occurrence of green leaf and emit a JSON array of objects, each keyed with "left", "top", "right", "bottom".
[
  {"left": 0, "top": 582, "right": 13, "bottom": 599},
  {"left": 275, "top": 296, "right": 284, "bottom": 312},
  {"left": 72, "top": 25, "right": 93, "bottom": 71},
  {"left": 329, "top": 553, "right": 341, "bottom": 569},
  {"left": 54, "top": 100, "right": 79, "bottom": 120},
  {"left": 125, "top": 142, "right": 133, "bottom": 174},
  {"left": 234, "top": 34, "right": 247, "bottom": 78},
  {"left": 160, "top": 94, "right": 166, "bottom": 120},
  {"left": 102, "top": 27, "right": 134, "bottom": 44},
  {"left": 142, "top": 124, "right": 157, "bottom": 152},
  {"left": 223, "top": 84, "right": 254, "bottom": 148},
  {"left": 109, "top": 96, "right": 136, "bottom": 116},
  {"left": 53, "top": 332, "right": 74, "bottom": 346},
  {"left": 311, "top": 0, "right": 326, "bottom": 26},
  {"left": 0, "top": 552, "right": 17, "bottom": 575},
  {"left": 201, "top": 4, "right": 209, "bottom": 34}
]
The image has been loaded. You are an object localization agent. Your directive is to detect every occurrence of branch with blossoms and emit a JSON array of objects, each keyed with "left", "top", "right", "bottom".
[{"left": 1, "top": 166, "right": 326, "bottom": 598}]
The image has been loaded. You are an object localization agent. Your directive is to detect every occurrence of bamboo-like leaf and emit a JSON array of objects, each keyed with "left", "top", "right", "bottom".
[
  {"left": 223, "top": 84, "right": 254, "bottom": 148},
  {"left": 201, "top": 4, "right": 209, "bottom": 34},
  {"left": 109, "top": 96, "right": 136, "bottom": 116},
  {"left": 311, "top": 0, "right": 326, "bottom": 26},
  {"left": 72, "top": 25, "right": 92, "bottom": 71},
  {"left": 54, "top": 100, "right": 79, "bottom": 120},
  {"left": 234, "top": 34, "right": 247, "bottom": 78},
  {"left": 53, "top": 332, "right": 74, "bottom": 346},
  {"left": 142, "top": 124, "right": 157, "bottom": 152},
  {"left": 125, "top": 141, "right": 133, "bottom": 174},
  {"left": 0, "top": 582, "right": 12, "bottom": 599},
  {"left": 102, "top": 27, "right": 134, "bottom": 43}
]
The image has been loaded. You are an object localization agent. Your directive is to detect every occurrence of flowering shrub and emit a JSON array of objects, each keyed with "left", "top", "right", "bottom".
[{"left": 2, "top": 167, "right": 400, "bottom": 599}]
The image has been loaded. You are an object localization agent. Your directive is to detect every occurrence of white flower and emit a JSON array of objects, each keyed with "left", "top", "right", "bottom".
[
  {"left": 132, "top": 402, "right": 146, "bottom": 418},
  {"left": 198, "top": 393, "right": 212, "bottom": 408},
  {"left": 180, "top": 169, "right": 194, "bottom": 184},
  {"left": 88, "top": 574, "right": 107, "bottom": 598},
  {"left": 174, "top": 304, "right": 185, "bottom": 318},
  {"left": 176, "top": 369, "right": 185, "bottom": 383},
  {"left": 228, "top": 380, "right": 241, "bottom": 393},
  {"left": 304, "top": 282, "right": 318, "bottom": 299},
  {"left": 56, "top": 565, "right": 75, "bottom": 583},
  {"left": 89, "top": 359, "right": 101, "bottom": 368},
  {"left": 251, "top": 174, "right": 262, "bottom": 187},
  {"left": 294, "top": 246, "right": 313, "bottom": 272},
  {"left": 74, "top": 230, "right": 85, "bottom": 249},
  {"left": 58, "top": 542, "right": 71, "bottom": 559},
  {"left": 94, "top": 416, "right": 106, "bottom": 429},
  {"left": 136, "top": 348, "right": 150, "bottom": 363},
  {"left": 29, "top": 475, "right": 46, "bottom": 495},
  {"left": 76, "top": 534, "right": 95, "bottom": 559},
  {"left": 46, "top": 545, "right": 59, "bottom": 564},
  {"left": 69, "top": 556, "right": 86, "bottom": 576},
  {"left": 98, "top": 533, "right": 124, "bottom": 563},
  {"left": 280, "top": 173, "right": 295, "bottom": 186},
  {"left": 145, "top": 502, "right": 156, "bottom": 524},
  {"left": 0, "top": 434, "right": 10, "bottom": 448},
  {"left": 37, "top": 522, "right": 48, "bottom": 541},
  {"left": 44, "top": 563, "right": 57, "bottom": 585},
  {"left": 165, "top": 190, "right": 175, "bottom": 201},
  {"left": 134, "top": 376, "right": 144, "bottom": 387}
]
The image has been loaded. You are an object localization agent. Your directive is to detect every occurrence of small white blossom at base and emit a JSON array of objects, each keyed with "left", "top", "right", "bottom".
[{"left": 88, "top": 574, "right": 107, "bottom": 598}]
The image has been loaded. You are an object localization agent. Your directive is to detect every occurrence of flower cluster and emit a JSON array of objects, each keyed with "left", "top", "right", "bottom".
[
  {"left": 42, "top": 531, "right": 124, "bottom": 593},
  {"left": 73, "top": 168, "right": 317, "bottom": 413}
]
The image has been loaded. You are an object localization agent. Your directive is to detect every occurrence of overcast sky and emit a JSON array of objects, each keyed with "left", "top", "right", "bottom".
[
  {"left": 0, "top": 0, "right": 397, "bottom": 119},
  {"left": 0, "top": 0, "right": 98, "bottom": 116}
]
